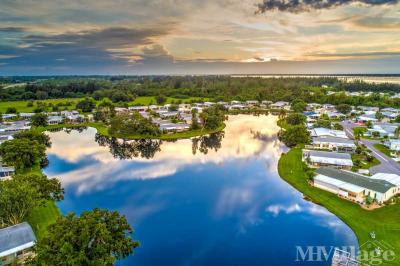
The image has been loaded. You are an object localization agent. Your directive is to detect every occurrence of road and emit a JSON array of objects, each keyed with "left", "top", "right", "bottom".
[{"left": 341, "top": 121, "right": 400, "bottom": 175}]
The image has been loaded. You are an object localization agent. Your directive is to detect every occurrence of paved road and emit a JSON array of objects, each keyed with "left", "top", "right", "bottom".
[{"left": 341, "top": 121, "right": 400, "bottom": 175}]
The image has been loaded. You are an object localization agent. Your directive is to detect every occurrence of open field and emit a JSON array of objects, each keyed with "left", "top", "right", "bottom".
[{"left": 278, "top": 147, "right": 400, "bottom": 265}]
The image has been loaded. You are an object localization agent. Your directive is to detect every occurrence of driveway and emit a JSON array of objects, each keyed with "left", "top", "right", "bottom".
[{"left": 341, "top": 121, "right": 400, "bottom": 175}]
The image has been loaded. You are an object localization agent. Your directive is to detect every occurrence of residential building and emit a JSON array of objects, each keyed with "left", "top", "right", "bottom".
[
  {"left": 312, "top": 137, "right": 356, "bottom": 153},
  {"left": 310, "top": 128, "right": 348, "bottom": 139},
  {"left": 47, "top": 115, "right": 63, "bottom": 125},
  {"left": 0, "top": 222, "right": 36, "bottom": 265},
  {"left": 0, "top": 166, "right": 15, "bottom": 180},
  {"left": 366, "top": 123, "right": 399, "bottom": 138},
  {"left": 270, "top": 101, "right": 290, "bottom": 110},
  {"left": 128, "top": 106, "right": 148, "bottom": 112},
  {"left": 313, "top": 168, "right": 400, "bottom": 204},
  {"left": 302, "top": 150, "right": 353, "bottom": 169},
  {"left": 19, "top": 113, "right": 35, "bottom": 119}
]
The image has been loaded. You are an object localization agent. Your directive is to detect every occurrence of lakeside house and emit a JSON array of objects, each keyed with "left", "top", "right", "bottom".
[
  {"left": 270, "top": 101, "right": 290, "bottom": 110},
  {"left": 313, "top": 168, "right": 400, "bottom": 204},
  {"left": 47, "top": 115, "right": 63, "bottom": 125},
  {"left": 310, "top": 128, "right": 348, "bottom": 139},
  {"left": 0, "top": 222, "right": 36, "bottom": 265},
  {"left": 311, "top": 136, "right": 356, "bottom": 153},
  {"left": 302, "top": 150, "right": 353, "bottom": 170},
  {"left": 0, "top": 121, "right": 31, "bottom": 133}
]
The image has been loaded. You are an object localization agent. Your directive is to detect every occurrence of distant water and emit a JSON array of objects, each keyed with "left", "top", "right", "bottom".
[
  {"left": 44, "top": 115, "right": 358, "bottom": 266},
  {"left": 232, "top": 74, "right": 400, "bottom": 84}
]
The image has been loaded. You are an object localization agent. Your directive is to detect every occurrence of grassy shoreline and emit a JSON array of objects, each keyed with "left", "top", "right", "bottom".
[
  {"left": 38, "top": 122, "right": 226, "bottom": 140},
  {"left": 278, "top": 147, "right": 400, "bottom": 265}
]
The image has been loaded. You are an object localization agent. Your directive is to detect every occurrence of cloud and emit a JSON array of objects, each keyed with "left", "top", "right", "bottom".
[
  {"left": 256, "top": 0, "right": 399, "bottom": 13},
  {"left": 266, "top": 203, "right": 302, "bottom": 216}
]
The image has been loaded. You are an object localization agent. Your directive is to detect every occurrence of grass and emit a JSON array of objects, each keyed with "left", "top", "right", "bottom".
[
  {"left": 278, "top": 147, "right": 400, "bottom": 265},
  {"left": 0, "top": 98, "right": 82, "bottom": 113},
  {"left": 351, "top": 153, "right": 381, "bottom": 170},
  {"left": 374, "top": 143, "right": 392, "bottom": 157},
  {"left": 26, "top": 200, "right": 61, "bottom": 240}
]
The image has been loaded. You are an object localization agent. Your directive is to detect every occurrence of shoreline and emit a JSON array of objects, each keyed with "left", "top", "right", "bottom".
[{"left": 277, "top": 147, "right": 400, "bottom": 265}]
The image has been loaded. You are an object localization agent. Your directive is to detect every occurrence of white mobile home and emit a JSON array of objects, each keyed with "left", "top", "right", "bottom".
[
  {"left": 303, "top": 150, "right": 353, "bottom": 170},
  {"left": 314, "top": 168, "right": 399, "bottom": 204}
]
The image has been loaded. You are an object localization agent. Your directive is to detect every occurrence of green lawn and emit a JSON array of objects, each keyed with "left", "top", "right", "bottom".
[
  {"left": 278, "top": 148, "right": 400, "bottom": 265},
  {"left": 374, "top": 143, "right": 392, "bottom": 157},
  {"left": 0, "top": 98, "right": 82, "bottom": 113},
  {"left": 351, "top": 153, "right": 381, "bottom": 170},
  {"left": 26, "top": 200, "right": 61, "bottom": 240}
]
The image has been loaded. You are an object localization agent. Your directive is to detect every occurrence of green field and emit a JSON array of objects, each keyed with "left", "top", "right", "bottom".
[
  {"left": 351, "top": 153, "right": 381, "bottom": 170},
  {"left": 278, "top": 148, "right": 400, "bottom": 265},
  {"left": 0, "top": 96, "right": 210, "bottom": 113}
]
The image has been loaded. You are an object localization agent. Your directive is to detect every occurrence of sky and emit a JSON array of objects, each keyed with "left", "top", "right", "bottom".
[{"left": 0, "top": 0, "right": 399, "bottom": 75}]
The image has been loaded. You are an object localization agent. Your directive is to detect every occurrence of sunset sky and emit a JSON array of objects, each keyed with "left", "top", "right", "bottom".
[{"left": 1, "top": 0, "right": 399, "bottom": 75}]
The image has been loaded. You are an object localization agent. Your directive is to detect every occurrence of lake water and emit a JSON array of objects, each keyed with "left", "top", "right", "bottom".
[{"left": 44, "top": 114, "right": 358, "bottom": 266}]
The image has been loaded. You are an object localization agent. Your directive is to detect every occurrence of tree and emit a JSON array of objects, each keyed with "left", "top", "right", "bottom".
[
  {"left": 336, "top": 104, "right": 351, "bottom": 114},
  {"left": 14, "top": 130, "right": 51, "bottom": 147},
  {"left": 200, "top": 105, "right": 226, "bottom": 130},
  {"left": 333, "top": 123, "right": 343, "bottom": 130},
  {"left": 31, "top": 113, "right": 48, "bottom": 127},
  {"left": 0, "top": 112, "right": 3, "bottom": 123},
  {"left": 286, "top": 113, "right": 306, "bottom": 126},
  {"left": 109, "top": 112, "right": 161, "bottom": 137},
  {"left": 0, "top": 139, "right": 46, "bottom": 170},
  {"left": 0, "top": 173, "right": 63, "bottom": 227},
  {"left": 375, "top": 111, "right": 384, "bottom": 121},
  {"left": 291, "top": 99, "right": 307, "bottom": 113},
  {"left": 32, "top": 209, "right": 139, "bottom": 265},
  {"left": 279, "top": 125, "right": 310, "bottom": 147},
  {"left": 156, "top": 95, "right": 167, "bottom": 105},
  {"left": 94, "top": 100, "right": 115, "bottom": 122},
  {"left": 190, "top": 109, "right": 200, "bottom": 130},
  {"left": 76, "top": 98, "right": 96, "bottom": 112},
  {"left": 6, "top": 107, "right": 17, "bottom": 114},
  {"left": 314, "top": 119, "right": 331, "bottom": 129}
]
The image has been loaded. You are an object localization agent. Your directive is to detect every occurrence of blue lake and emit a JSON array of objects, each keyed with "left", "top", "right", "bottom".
[{"left": 44, "top": 114, "right": 358, "bottom": 266}]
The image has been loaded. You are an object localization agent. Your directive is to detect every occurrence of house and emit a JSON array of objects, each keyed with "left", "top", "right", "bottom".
[
  {"left": 270, "top": 101, "right": 290, "bottom": 110},
  {"left": 0, "top": 166, "right": 15, "bottom": 180},
  {"left": 357, "top": 114, "right": 378, "bottom": 123},
  {"left": 19, "top": 113, "right": 35, "bottom": 119},
  {"left": 158, "top": 111, "right": 179, "bottom": 118},
  {"left": 128, "top": 106, "right": 148, "bottom": 112},
  {"left": 47, "top": 115, "right": 63, "bottom": 125},
  {"left": 157, "top": 121, "right": 190, "bottom": 132},
  {"left": 302, "top": 149, "right": 353, "bottom": 169},
  {"left": 312, "top": 137, "right": 356, "bottom": 153},
  {"left": 245, "top": 100, "right": 259, "bottom": 106},
  {"left": 115, "top": 107, "right": 129, "bottom": 114},
  {"left": 203, "top": 102, "right": 215, "bottom": 107},
  {"left": 310, "top": 128, "right": 348, "bottom": 139},
  {"left": 230, "top": 100, "right": 241, "bottom": 105},
  {"left": 0, "top": 222, "right": 36, "bottom": 265},
  {"left": 313, "top": 168, "right": 400, "bottom": 204},
  {"left": 0, "top": 134, "right": 13, "bottom": 144},
  {"left": 366, "top": 123, "right": 399, "bottom": 138},
  {"left": 0, "top": 121, "right": 31, "bottom": 133},
  {"left": 261, "top": 100, "right": 273, "bottom": 106},
  {"left": 1, "top": 114, "right": 17, "bottom": 120},
  {"left": 327, "top": 111, "right": 346, "bottom": 120},
  {"left": 229, "top": 104, "right": 246, "bottom": 110},
  {"left": 384, "top": 139, "right": 400, "bottom": 157}
]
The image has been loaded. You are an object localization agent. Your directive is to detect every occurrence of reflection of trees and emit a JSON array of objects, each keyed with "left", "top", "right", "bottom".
[
  {"left": 191, "top": 132, "right": 224, "bottom": 155},
  {"left": 95, "top": 134, "right": 161, "bottom": 159}
]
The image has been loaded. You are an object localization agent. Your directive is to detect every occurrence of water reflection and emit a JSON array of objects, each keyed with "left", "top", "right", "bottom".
[{"left": 44, "top": 114, "right": 358, "bottom": 266}]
